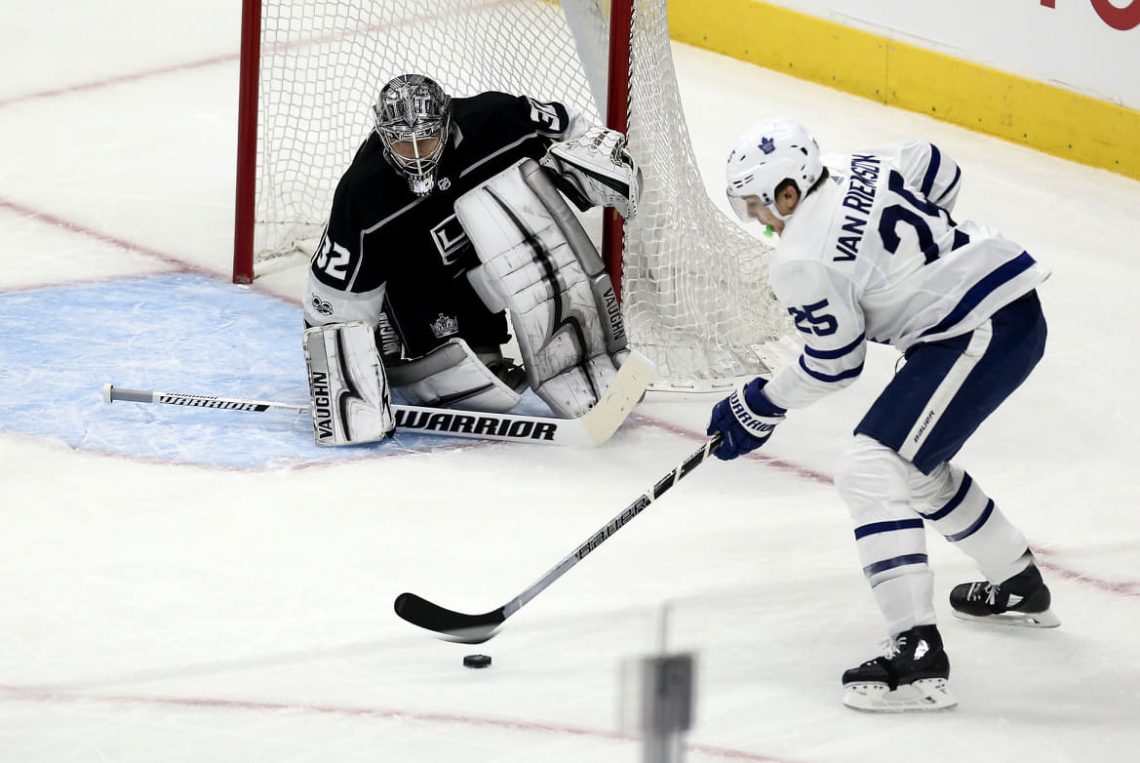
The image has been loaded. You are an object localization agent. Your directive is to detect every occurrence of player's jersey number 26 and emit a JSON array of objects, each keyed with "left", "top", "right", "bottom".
[
  {"left": 790, "top": 171, "right": 972, "bottom": 337},
  {"left": 879, "top": 170, "right": 970, "bottom": 265}
]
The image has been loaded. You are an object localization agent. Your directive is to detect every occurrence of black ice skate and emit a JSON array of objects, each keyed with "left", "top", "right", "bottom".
[
  {"left": 842, "top": 625, "right": 957, "bottom": 712},
  {"left": 950, "top": 561, "right": 1060, "bottom": 628}
]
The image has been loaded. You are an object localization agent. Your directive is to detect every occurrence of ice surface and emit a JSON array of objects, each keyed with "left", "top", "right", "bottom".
[{"left": 1, "top": 2, "right": 1138, "bottom": 761}]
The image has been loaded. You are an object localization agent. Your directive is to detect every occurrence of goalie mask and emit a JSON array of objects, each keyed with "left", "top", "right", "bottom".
[
  {"left": 374, "top": 74, "right": 452, "bottom": 196},
  {"left": 725, "top": 118, "right": 821, "bottom": 222}
]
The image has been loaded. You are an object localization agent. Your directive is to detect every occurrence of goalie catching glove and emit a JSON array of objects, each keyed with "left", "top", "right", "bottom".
[
  {"left": 539, "top": 126, "right": 643, "bottom": 219},
  {"left": 707, "top": 377, "right": 786, "bottom": 460},
  {"left": 304, "top": 321, "right": 395, "bottom": 446}
]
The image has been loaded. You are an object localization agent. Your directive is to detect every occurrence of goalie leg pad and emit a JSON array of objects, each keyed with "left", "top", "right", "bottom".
[
  {"left": 304, "top": 322, "right": 395, "bottom": 446},
  {"left": 385, "top": 338, "right": 524, "bottom": 413},
  {"left": 456, "top": 160, "right": 629, "bottom": 418},
  {"left": 531, "top": 354, "right": 624, "bottom": 422},
  {"left": 520, "top": 159, "right": 627, "bottom": 356}
]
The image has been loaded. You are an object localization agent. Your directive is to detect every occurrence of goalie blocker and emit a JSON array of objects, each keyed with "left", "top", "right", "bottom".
[{"left": 457, "top": 144, "right": 638, "bottom": 419}]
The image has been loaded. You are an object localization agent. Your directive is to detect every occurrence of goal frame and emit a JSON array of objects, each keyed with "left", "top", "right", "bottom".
[{"left": 230, "top": 0, "right": 634, "bottom": 290}]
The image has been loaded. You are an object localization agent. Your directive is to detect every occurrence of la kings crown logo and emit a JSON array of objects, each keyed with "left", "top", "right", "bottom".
[{"left": 430, "top": 313, "right": 459, "bottom": 338}]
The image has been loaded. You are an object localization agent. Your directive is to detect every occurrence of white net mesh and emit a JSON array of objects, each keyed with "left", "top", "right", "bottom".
[{"left": 252, "top": 0, "right": 791, "bottom": 383}]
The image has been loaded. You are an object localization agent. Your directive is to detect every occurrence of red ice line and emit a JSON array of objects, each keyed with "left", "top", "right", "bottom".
[
  {"left": 0, "top": 195, "right": 209, "bottom": 278},
  {"left": 637, "top": 415, "right": 1140, "bottom": 599},
  {"left": 1033, "top": 553, "right": 1139, "bottom": 597},
  {"left": 4, "top": 192, "right": 1136, "bottom": 602},
  {"left": 0, "top": 54, "right": 239, "bottom": 111},
  {"left": 0, "top": 687, "right": 789, "bottom": 762},
  {"left": 0, "top": 21, "right": 1134, "bottom": 758},
  {"left": 0, "top": 1, "right": 505, "bottom": 111}
]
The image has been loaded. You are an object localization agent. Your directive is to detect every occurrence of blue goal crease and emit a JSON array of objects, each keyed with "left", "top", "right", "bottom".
[{"left": 0, "top": 273, "right": 550, "bottom": 470}]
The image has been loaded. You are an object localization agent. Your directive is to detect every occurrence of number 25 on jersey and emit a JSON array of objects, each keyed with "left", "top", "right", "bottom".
[{"left": 789, "top": 299, "right": 838, "bottom": 336}]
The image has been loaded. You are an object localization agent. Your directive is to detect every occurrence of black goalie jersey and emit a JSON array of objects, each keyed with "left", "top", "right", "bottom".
[{"left": 303, "top": 91, "right": 580, "bottom": 360}]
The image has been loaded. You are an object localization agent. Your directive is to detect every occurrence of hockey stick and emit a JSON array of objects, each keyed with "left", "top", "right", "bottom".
[
  {"left": 393, "top": 433, "right": 723, "bottom": 643},
  {"left": 101, "top": 351, "right": 654, "bottom": 448}
]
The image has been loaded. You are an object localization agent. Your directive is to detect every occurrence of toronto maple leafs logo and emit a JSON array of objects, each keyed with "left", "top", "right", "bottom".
[{"left": 759, "top": 137, "right": 776, "bottom": 155}]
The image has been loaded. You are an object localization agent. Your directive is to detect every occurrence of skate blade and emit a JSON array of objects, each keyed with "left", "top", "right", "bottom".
[
  {"left": 952, "top": 608, "right": 1060, "bottom": 628},
  {"left": 842, "top": 678, "right": 957, "bottom": 713}
]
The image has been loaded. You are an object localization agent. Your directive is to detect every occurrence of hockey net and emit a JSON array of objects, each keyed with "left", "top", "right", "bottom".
[{"left": 235, "top": 0, "right": 793, "bottom": 387}]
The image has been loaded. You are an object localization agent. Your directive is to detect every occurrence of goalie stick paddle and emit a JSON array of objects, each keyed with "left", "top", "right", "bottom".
[
  {"left": 393, "top": 433, "right": 723, "bottom": 644},
  {"left": 101, "top": 352, "right": 653, "bottom": 448}
]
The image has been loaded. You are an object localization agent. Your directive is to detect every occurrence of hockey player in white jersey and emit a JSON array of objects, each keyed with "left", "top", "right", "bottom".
[{"left": 708, "top": 118, "right": 1058, "bottom": 712}]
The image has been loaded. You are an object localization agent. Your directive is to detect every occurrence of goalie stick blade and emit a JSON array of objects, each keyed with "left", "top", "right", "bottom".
[
  {"left": 578, "top": 350, "right": 655, "bottom": 445},
  {"left": 393, "top": 592, "right": 506, "bottom": 644}
]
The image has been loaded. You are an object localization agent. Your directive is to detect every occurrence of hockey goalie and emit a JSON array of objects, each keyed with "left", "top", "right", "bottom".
[{"left": 301, "top": 74, "right": 643, "bottom": 445}]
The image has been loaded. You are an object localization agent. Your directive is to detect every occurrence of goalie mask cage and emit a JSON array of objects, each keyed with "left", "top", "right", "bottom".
[{"left": 233, "top": 0, "right": 792, "bottom": 386}]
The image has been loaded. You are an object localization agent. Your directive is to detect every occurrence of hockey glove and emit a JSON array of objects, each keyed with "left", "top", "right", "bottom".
[
  {"left": 706, "top": 377, "right": 786, "bottom": 461},
  {"left": 540, "top": 126, "right": 643, "bottom": 219}
]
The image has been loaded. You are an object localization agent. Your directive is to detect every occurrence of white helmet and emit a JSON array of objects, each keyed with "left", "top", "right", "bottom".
[{"left": 724, "top": 118, "right": 822, "bottom": 222}]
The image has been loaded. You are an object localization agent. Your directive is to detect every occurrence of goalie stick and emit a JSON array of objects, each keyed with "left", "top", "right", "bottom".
[
  {"left": 393, "top": 433, "right": 723, "bottom": 643},
  {"left": 101, "top": 351, "right": 653, "bottom": 448}
]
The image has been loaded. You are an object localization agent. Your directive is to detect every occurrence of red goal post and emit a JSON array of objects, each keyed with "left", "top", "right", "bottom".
[
  {"left": 230, "top": 0, "right": 790, "bottom": 388},
  {"left": 232, "top": 0, "right": 262, "bottom": 288}
]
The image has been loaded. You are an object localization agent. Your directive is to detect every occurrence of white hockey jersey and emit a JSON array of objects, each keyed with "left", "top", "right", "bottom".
[{"left": 763, "top": 142, "right": 1049, "bottom": 410}]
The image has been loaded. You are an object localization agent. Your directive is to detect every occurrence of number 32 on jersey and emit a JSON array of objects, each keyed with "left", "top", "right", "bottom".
[{"left": 314, "top": 230, "right": 352, "bottom": 281}]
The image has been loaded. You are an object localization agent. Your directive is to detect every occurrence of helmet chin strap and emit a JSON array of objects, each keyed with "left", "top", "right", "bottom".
[
  {"left": 766, "top": 202, "right": 792, "bottom": 222},
  {"left": 766, "top": 185, "right": 802, "bottom": 222}
]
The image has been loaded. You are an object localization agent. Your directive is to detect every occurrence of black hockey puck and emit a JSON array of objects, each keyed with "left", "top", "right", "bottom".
[{"left": 463, "top": 654, "right": 492, "bottom": 669}]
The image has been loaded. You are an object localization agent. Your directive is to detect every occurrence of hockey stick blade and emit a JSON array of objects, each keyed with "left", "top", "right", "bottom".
[
  {"left": 393, "top": 593, "right": 506, "bottom": 644},
  {"left": 394, "top": 434, "right": 723, "bottom": 642}
]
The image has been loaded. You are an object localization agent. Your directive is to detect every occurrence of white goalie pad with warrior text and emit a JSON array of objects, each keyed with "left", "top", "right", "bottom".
[
  {"left": 456, "top": 158, "right": 630, "bottom": 418},
  {"left": 303, "top": 321, "right": 395, "bottom": 445},
  {"left": 539, "top": 126, "right": 643, "bottom": 219}
]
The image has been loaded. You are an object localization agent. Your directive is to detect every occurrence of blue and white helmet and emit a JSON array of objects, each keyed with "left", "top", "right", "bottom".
[{"left": 725, "top": 118, "right": 822, "bottom": 221}]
